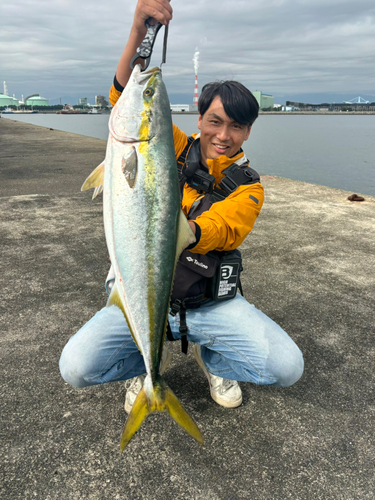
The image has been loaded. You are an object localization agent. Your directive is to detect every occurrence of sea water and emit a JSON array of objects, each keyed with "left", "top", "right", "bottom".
[{"left": 2, "top": 112, "right": 375, "bottom": 196}]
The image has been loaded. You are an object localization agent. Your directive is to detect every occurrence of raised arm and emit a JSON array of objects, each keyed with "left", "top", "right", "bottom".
[{"left": 115, "top": 0, "right": 173, "bottom": 88}]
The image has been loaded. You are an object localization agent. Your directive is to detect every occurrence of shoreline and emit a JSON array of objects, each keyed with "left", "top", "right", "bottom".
[{"left": 3, "top": 110, "right": 375, "bottom": 116}]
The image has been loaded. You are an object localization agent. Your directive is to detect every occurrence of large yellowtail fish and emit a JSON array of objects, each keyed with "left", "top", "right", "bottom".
[{"left": 81, "top": 65, "right": 203, "bottom": 451}]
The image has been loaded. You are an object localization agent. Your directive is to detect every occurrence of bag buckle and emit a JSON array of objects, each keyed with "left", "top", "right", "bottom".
[
  {"left": 170, "top": 299, "right": 182, "bottom": 317},
  {"left": 220, "top": 176, "right": 238, "bottom": 194}
]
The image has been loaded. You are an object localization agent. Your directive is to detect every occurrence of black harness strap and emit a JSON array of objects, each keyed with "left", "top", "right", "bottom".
[
  {"left": 169, "top": 299, "right": 190, "bottom": 354},
  {"left": 166, "top": 321, "right": 174, "bottom": 342},
  {"left": 179, "top": 307, "right": 189, "bottom": 355},
  {"left": 212, "top": 165, "right": 260, "bottom": 202},
  {"left": 177, "top": 136, "right": 195, "bottom": 177}
]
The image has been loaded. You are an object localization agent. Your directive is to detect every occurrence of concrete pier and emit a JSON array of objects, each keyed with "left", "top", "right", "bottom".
[{"left": 1, "top": 118, "right": 374, "bottom": 499}]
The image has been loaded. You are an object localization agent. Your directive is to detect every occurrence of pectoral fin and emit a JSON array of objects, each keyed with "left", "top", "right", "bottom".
[
  {"left": 176, "top": 210, "right": 196, "bottom": 258},
  {"left": 81, "top": 161, "right": 105, "bottom": 195},
  {"left": 121, "top": 147, "right": 138, "bottom": 188}
]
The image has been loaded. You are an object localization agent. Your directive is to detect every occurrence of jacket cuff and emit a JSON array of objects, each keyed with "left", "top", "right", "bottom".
[
  {"left": 186, "top": 222, "right": 201, "bottom": 249},
  {"left": 113, "top": 75, "right": 124, "bottom": 93}
]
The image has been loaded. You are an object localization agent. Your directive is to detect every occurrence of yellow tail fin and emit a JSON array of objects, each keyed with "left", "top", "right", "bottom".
[{"left": 120, "top": 378, "right": 204, "bottom": 451}]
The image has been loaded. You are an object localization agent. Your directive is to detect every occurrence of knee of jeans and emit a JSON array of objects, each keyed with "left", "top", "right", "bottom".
[
  {"left": 59, "top": 345, "right": 91, "bottom": 389},
  {"left": 274, "top": 349, "right": 304, "bottom": 388}
]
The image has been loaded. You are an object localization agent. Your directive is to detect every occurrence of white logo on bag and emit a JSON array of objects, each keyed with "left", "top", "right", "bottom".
[
  {"left": 186, "top": 256, "right": 208, "bottom": 269},
  {"left": 221, "top": 265, "right": 233, "bottom": 279}
]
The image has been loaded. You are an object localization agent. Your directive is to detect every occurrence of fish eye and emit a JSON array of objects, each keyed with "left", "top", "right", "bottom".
[{"left": 144, "top": 88, "right": 154, "bottom": 98}]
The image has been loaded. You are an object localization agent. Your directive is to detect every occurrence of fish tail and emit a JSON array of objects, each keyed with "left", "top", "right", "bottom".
[
  {"left": 120, "top": 386, "right": 150, "bottom": 451},
  {"left": 163, "top": 384, "right": 204, "bottom": 446},
  {"left": 120, "top": 377, "right": 203, "bottom": 451}
]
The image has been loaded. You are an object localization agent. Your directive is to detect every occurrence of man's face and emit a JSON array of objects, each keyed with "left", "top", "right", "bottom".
[{"left": 198, "top": 96, "right": 251, "bottom": 167}]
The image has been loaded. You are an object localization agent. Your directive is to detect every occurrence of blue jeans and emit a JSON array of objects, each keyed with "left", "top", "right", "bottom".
[{"left": 59, "top": 294, "right": 303, "bottom": 389}]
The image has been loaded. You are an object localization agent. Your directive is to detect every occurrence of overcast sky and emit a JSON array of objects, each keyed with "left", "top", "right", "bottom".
[{"left": 1, "top": 0, "right": 374, "bottom": 104}]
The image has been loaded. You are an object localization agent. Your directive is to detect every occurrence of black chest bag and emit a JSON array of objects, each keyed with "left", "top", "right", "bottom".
[{"left": 167, "top": 137, "right": 260, "bottom": 352}]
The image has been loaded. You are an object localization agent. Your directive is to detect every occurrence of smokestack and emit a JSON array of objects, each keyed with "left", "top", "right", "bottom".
[
  {"left": 192, "top": 49, "right": 200, "bottom": 110},
  {"left": 4, "top": 81, "right": 9, "bottom": 96},
  {"left": 193, "top": 75, "right": 199, "bottom": 109}
]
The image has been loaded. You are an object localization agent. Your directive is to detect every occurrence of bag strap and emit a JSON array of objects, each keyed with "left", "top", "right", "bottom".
[
  {"left": 212, "top": 164, "right": 261, "bottom": 202},
  {"left": 169, "top": 298, "right": 204, "bottom": 354},
  {"left": 177, "top": 136, "right": 195, "bottom": 175},
  {"left": 166, "top": 319, "right": 188, "bottom": 354}
]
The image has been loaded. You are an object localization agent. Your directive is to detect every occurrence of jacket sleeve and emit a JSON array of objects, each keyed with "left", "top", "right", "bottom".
[
  {"left": 109, "top": 77, "right": 123, "bottom": 107},
  {"left": 172, "top": 124, "right": 188, "bottom": 158},
  {"left": 189, "top": 182, "right": 264, "bottom": 254}
]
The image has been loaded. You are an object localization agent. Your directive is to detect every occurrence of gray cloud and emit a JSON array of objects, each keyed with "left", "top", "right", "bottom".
[{"left": 1, "top": 0, "right": 374, "bottom": 103}]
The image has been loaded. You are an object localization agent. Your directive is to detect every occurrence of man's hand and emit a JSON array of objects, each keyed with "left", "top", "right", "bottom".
[
  {"left": 115, "top": 0, "right": 172, "bottom": 88},
  {"left": 133, "top": 0, "right": 173, "bottom": 38},
  {"left": 188, "top": 221, "right": 196, "bottom": 235}
]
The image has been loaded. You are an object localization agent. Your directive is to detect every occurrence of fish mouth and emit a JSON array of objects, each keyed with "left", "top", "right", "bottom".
[
  {"left": 110, "top": 133, "right": 154, "bottom": 144},
  {"left": 134, "top": 65, "right": 161, "bottom": 84}
]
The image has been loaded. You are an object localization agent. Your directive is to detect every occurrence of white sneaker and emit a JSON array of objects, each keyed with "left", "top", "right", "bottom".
[
  {"left": 124, "top": 346, "right": 171, "bottom": 414},
  {"left": 193, "top": 344, "right": 242, "bottom": 408}
]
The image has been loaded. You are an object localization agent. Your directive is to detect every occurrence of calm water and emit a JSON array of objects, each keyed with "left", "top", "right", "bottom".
[{"left": 2, "top": 112, "right": 375, "bottom": 196}]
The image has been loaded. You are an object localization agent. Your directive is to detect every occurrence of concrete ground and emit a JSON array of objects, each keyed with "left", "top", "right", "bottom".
[{"left": 1, "top": 118, "right": 374, "bottom": 500}]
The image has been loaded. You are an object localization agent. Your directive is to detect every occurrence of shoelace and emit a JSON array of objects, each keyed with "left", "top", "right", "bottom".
[
  {"left": 219, "top": 378, "right": 237, "bottom": 394},
  {"left": 125, "top": 375, "right": 145, "bottom": 391}
]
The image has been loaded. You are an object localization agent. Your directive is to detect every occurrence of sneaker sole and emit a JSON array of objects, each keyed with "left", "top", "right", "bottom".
[
  {"left": 124, "top": 396, "right": 134, "bottom": 415},
  {"left": 193, "top": 344, "right": 242, "bottom": 408}
]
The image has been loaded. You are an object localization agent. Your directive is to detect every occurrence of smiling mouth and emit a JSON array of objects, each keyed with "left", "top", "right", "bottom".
[{"left": 213, "top": 143, "right": 229, "bottom": 151}]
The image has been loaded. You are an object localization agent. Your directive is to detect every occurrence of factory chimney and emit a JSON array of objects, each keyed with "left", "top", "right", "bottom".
[
  {"left": 193, "top": 75, "right": 199, "bottom": 110},
  {"left": 192, "top": 50, "right": 200, "bottom": 111}
]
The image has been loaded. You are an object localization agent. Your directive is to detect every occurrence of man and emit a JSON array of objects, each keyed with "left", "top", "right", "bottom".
[{"left": 59, "top": 0, "right": 303, "bottom": 411}]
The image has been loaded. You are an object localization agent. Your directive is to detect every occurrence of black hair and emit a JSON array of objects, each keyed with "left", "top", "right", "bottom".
[{"left": 198, "top": 81, "right": 259, "bottom": 127}]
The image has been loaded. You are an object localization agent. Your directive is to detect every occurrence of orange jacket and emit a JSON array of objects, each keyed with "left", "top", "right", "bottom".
[{"left": 109, "top": 83, "right": 264, "bottom": 255}]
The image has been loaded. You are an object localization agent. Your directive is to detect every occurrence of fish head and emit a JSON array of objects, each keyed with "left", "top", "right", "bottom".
[{"left": 109, "top": 65, "right": 171, "bottom": 144}]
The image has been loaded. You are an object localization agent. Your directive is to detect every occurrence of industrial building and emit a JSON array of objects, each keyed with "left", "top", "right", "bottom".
[
  {"left": 252, "top": 91, "right": 275, "bottom": 110},
  {"left": 170, "top": 104, "right": 192, "bottom": 112},
  {"left": 286, "top": 98, "right": 375, "bottom": 112},
  {"left": 1, "top": 82, "right": 50, "bottom": 108},
  {"left": 0, "top": 94, "right": 19, "bottom": 107},
  {"left": 95, "top": 95, "right": 109, "bottom": 107}
]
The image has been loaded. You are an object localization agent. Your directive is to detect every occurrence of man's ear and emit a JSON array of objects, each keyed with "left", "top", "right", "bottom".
[
  {"left": 245, "top": 125, "right": 252, "bottom": 141},
  {"left": 198, "top": 114, "right": 202, "bottom": 130}
]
